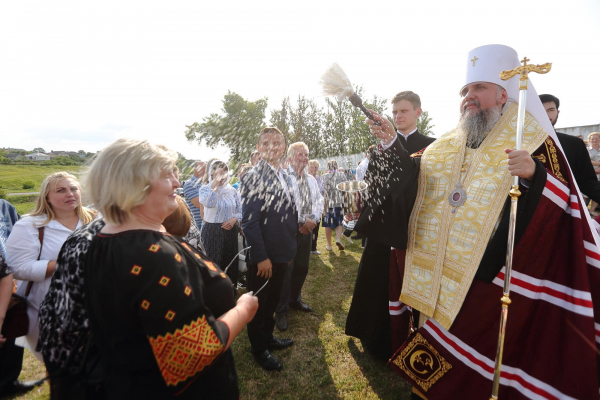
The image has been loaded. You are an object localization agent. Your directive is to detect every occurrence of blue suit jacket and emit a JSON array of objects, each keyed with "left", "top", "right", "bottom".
[{"left": 241, "top": 160, "right": 298, "bottom": 265}]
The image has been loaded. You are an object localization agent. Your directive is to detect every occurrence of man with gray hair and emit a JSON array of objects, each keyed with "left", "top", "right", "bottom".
[
  {"left": 370, "top": 45, "right": 600, "bottom": 400},
  {"left": 275, "top": 142, "right": 324, "bottom": 331}
]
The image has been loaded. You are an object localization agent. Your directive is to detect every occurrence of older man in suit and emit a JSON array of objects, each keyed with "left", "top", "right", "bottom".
[{"left": 241, "top": 127, "right": 298, "bottom": 371}]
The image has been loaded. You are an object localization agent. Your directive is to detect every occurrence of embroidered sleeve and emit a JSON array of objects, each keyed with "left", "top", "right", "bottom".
[{"left": 122, "top": 238, "right": 229, "bottom": 389}]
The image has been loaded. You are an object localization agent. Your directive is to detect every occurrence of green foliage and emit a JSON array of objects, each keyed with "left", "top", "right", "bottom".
[
  {"left": 0, "top": 165, "right": 84, "bottom": 192},
  {"left": 33, "top": 147, "right": 46, "bottom": 153},
  {"left": 417, "top": 110, "right": 435, "bottom": 136},
  {"left": 176, "top": 152, "right": 196, "bottom": 182},
  {"left": 185, "top": 91, "right": 268, "bottom": 168},
  {"left": 0, "top": 156, "right": 12, "bottom": 164},
  {"left": 46, "top": 156, "right": 77, "bottom": 165},
  {"left": 22, "top": 180, "right": 36, "bottom": 190},
  {"left": 0, "top": 189, "right": 6, "bottom": 200},
  {"left": 320, "top": 86, "right": 388, "bottom": 157},
  {"left": 268, "top": 87, "right": 388, "bottom": 159}
]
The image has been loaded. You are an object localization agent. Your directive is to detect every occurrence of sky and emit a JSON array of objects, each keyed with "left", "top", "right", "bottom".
[{"left": 1, "top": 0, "right": 599, "bottom": 162}]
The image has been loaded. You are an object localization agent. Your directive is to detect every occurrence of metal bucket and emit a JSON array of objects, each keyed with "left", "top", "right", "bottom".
[{"left": 336, "top": 181, "right": 368, "bottom": 214}]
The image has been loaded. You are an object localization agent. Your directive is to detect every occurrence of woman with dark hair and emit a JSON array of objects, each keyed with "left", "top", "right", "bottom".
[{"left": 198, "top": 160, "right": 242, "bottom": 288}]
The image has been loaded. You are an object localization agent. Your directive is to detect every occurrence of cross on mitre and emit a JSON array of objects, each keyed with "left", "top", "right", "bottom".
[{"left": 471, "top": 56, "right": 478, "bottom": 66}]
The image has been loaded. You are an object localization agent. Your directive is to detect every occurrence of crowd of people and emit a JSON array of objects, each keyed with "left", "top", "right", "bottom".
[{"left": 0, "top": 43, "right": 599, "bottom": 399}]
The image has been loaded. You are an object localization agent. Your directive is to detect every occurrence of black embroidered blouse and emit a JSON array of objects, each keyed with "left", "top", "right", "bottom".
[{"left": 85, "top": 230, "right": 237, "bottom": 399}]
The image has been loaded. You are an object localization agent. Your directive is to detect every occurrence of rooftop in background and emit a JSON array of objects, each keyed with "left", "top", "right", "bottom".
[{"left": 556, "top": 123, "right": 600, "bottom": 139}]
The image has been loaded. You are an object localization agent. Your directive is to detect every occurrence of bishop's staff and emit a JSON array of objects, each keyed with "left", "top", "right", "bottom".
[{"left": 490, "top": 57, "right": 552, "bottom": 400}]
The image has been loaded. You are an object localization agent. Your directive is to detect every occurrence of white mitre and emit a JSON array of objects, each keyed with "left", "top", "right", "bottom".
[{"left": 461, "top": 44, "right": 556, "bottom": 143}]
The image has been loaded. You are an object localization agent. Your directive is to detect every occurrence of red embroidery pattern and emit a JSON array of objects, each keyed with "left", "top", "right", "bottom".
[
  {"left": 141, "top": 300, "right": 150, "bottom": 310},
  {"left": 181, "top": 243, "right": 192, "bottom": 252},
  {"left": 159, "top": 276, "right": 171, "bottom": 287},
  {"left": 204, "top": 260, "right": 217, "bottom": 272},
  {"left": 148, "top": 315, "right": 224, "bottom": 386},
  {"left": 174, "top": 253, "right": 182, "bottom": 263},
  {"left": 130, "top": 265, "right": 142, "bottom": 275},
  {"left": 184, "top": 286, "right": 192, "bottom": 296},
  {"left": 149, "top": 244, "right": 160, "bottom": 253},
  {"left": 165, "top": 310, "right": 176, "bottom": 321}
]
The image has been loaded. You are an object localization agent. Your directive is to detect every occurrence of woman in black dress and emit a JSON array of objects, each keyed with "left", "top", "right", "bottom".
[{"left": 81, "top": 139, "right": 258, "bottom": 399}]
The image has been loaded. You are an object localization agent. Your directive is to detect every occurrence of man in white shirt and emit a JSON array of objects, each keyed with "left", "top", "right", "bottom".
[{"left": 276, "top": 142, "right": 324, "bottom": 331}]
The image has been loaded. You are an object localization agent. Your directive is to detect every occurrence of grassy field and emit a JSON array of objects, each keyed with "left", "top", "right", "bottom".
[
  {"left": 13, "top": 229, "right": 412, "bottom": 400},
  {"left": 0, "top": 165, "right": 85, "bottom": 215}
]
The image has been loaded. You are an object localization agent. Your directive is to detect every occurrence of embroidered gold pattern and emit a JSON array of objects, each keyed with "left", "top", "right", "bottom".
[
  {"left": 148, "top": 315, "right": 224, "bottom": 386},
  {"left": 544, "top": 138, "right": 567, "bottom": 183},
  {"left": 149, "top": 244, "right": 160, "bottom": 253},
  {"left": 141, "top": 300, "right": 150, "bottom": 310},
  {"left": 220, "top": 272, "right": 227, "bottom": 279},
  {"left": 393, "top": 333, "right": 452, "bottom": 392},
  {"left": 184, "top": 286, "right": 192, "bottom": 296},
  {"left": 411, "top": 150, "right": 425, "bottom": 158},
  {"left": 159, "top": 276, "right": 171, "bottom": 287},
  {"left": 165, "top": 310, "right": 176, "bottom": 321},
  {"left": 130, "top": 265, "right": 142, "bottom": 275},
  {"left": 174, "top": 253, "right": 182, "bottom": 263},
  {"left": 400, "top": 104, "right": 548, "bottom": 329}
]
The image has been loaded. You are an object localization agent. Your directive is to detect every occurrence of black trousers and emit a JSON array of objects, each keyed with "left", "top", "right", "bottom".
[
  {"left": 276, "top": 232, "right": 312, "bottom": 316},
  {"left": 311, "top": 222, "right": 320, "bottom": 251},
  {"left": 246, "top": 261, "right": 288, "bottom": 353},
  {"left": 0, "top": 339, "right": 23, "bottom": 393}
]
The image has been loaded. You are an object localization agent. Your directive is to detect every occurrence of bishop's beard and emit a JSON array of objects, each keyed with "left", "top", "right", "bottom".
[{"left": 458, "top": 104, "right": 502, "bottom": 148}]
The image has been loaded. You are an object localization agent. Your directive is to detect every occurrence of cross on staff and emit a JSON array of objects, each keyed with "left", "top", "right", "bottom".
[{"left": 489, "top": 56, "right": 552, "bottom": 400}]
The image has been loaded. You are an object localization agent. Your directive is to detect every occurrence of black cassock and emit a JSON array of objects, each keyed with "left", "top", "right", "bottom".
[{"left": 345, "top": 131, "right": 434, "bottom": 361}]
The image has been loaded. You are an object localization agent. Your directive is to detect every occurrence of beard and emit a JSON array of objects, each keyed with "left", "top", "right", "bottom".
[{"left": 458, "top": 104, "right": 502, "bottom": 148}]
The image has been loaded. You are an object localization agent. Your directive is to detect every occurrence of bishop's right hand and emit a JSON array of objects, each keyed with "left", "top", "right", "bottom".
[{"left": 366, "top": 109, "right": 396, "bottom": 145}]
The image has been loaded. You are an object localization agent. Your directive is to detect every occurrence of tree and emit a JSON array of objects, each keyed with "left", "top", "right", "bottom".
[
  {"left": 78, "top": 150, "right": 86, "bottom": 155},
  {"left": 321, "top": 86, "right": 388, "bottom": 158},
  {"left": 33, "top": 147, "right": 46, "bottom": 153},
  {"left": 185, "top": 91, "right": 267, "bottom": 168},
  {"left": 416, "top": 110, "right": 435, "bottom": 136},
  {"left": 269, "top": 96, "right": 325, "bottom": 158}
]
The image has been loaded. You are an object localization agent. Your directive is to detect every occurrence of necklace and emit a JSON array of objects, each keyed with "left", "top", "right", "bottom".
[{"left": 448, "top": 135, "right": 471, "bottom": 213}]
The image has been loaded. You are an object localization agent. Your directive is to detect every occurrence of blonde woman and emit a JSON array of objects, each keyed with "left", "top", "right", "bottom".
[
  {"left": 80, "top": 139, "right": 256, "bottom": 399},
  {"left": 6, "top": 172, "right": 97, "bottom": 360}
]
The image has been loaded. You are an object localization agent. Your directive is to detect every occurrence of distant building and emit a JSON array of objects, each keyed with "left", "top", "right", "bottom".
[
  {"left": 556, "top": 123, "right": 600, "bottom": 139},
  {"left": 5, "top": 153, "right": 24, "bottom": 161},
  {"left": 26, "top": 152, "right": 51, "bottom": 161}
]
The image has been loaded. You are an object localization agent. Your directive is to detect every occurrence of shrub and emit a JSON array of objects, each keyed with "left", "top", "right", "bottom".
[
  {"left": 22, "top": 180, "right": 36, "bottom": 190},
  {"left": 0, "top": 189, "right": 6, "bottom": 200}
]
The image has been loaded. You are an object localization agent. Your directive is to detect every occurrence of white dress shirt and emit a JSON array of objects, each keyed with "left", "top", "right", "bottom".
[
  {"left": 380, "top": 127, "right": 418, "bottom": 150},
  {"left": 6, "top": 214, "right": 84, "bottom": 359}
]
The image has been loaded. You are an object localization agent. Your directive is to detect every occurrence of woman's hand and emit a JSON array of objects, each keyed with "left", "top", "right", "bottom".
[
  {"left": 221, "top": 217, "right": 238, "bottom": 231},
  {"left": 235, "top": 293, "right": 259, "bottom": 324},
  {"left": 211, "top": 167, "right": 228, "bottom": 190}
]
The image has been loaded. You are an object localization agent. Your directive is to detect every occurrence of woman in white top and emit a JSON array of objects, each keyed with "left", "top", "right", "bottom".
[
  {"left": 198, "top": 160, "right": 242, "bottom": 290},
  {"left": 6, "top": 172, "right": 97, "bottom": 360}
]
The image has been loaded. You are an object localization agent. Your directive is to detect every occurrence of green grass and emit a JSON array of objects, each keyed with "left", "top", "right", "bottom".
[
  {"left": 15, "top": 229, "right": 411, "bottom": 399},
  {"left": 0, "top": 165, "right": 85, "bottom": 192},
  {"left": 0, "top": 165, "right": 86, "bottom": 215}
]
